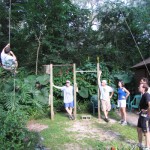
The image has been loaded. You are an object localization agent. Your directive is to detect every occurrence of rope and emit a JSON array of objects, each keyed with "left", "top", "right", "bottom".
[
  {"left": 9, "top": 0, "right": 11, "bottom": 44},
  {"left": 120, "top": 10, "right": 150, "bottom": 76},
  {"left": 13, "top": 77, "right": 16, "bottom": 105},
  {"left": 112, "top": 1, "right": 150, "bottom": 76},
  {"left": 8, "top": 0, "right": 16, "bottom": 109}
]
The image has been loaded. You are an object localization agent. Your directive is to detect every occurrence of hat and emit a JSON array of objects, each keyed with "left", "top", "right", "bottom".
[
  {"left": 102, "top": 80, "right": 107, "bottom": 84},
  {"left": 66, "top": 80, "right": 70, "bottom": 83}
]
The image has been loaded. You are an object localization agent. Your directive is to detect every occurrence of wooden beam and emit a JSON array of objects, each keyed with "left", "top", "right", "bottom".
[
  {"left": 50, "top": 64, "right": 54, "bottom": 120},
  {"left": 53, "top": 64, "right": 73, "bottom": 67},
  {"left": 97, "top": 63, "right": 101, "bottom": 120},
  {"left": 73, "top": 63, "right": 77, "bottom": 119},
  {"left": 76, "top": 71, "right": 97, "bottom": 73}
]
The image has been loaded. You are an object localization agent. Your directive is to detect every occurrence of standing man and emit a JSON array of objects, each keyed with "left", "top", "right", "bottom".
[
  {"left": 53, "top": 80, "right": 75, "bottom": 120},
  {"left": 137, "top": 83, "right": 150, "bottom": 149},
  {"left": 98, "top": 70, "right": 114, "bottom": 122}
]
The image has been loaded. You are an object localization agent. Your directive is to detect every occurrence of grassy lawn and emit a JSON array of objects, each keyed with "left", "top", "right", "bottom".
[{"left": 35, "top": 111, "right": 139, "bottom": 150}]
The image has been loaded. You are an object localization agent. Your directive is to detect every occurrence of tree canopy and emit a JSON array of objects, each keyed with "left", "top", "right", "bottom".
[{"left": 0, "top": 0, "right": 149, "bottom": 73}]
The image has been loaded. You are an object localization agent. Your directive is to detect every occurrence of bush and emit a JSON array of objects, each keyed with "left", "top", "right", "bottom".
[
  {"left": 77, "top": 101, "right": 92, "bottom": 113},
  {"left": 0, "top": 110, "right": 39, "bottom": 150}
]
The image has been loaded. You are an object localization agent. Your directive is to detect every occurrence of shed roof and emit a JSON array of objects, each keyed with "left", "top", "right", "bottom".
[{"left": 132, "top": 57, "right": 150, "bottom": 68}]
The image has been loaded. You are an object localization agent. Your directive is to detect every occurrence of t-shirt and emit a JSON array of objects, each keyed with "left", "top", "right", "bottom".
[
  {"left": 99, "top": 84, "right": 114, "bottom": 101},
  {"left": 60, "top": 86, "right": 73, "bottom": 103},
  {"left": 118, "top": 88, "right": 126, "bottom": 100},
  {"left": 1, "top": 51, "right": 15, "bottom": 68},
  {"left": 139, "top": 93, "right": 150, "bottom": 110},
  {"left": 147, "top": 87, "right": 150, "bottom": 94}
]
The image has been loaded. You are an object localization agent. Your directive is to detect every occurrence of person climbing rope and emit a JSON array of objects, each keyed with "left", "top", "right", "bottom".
[{"left": 1, "top": 43, "right": 18, "bottom": 73}]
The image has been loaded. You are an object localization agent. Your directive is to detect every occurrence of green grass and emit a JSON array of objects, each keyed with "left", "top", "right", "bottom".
[
  {"left": 37, "top": 113, "right": 72, "bottom": 149},
  {"left": 34, "top": 112, "right": 139, "bottom": 150}
]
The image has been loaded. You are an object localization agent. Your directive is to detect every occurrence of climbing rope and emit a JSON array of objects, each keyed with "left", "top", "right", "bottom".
[
  {"left": 109, "top": 2, "right": 150, "bottom": 76},
  {"left": 120, "top": 9, "right": 150, "bottom": 76},
  {"left": 9, "top": 0, "right": 11, "bottom": 44},
  {"left": 8, "top": 0, "right": 16, "bottom": 106},
  {"left": 112, "top": 1, "right": 150, "bottom": 76}
]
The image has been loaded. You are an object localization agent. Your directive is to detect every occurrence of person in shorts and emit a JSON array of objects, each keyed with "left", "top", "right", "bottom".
[
  {"left": 117, "top": 80, "right": 130, "bottom": 126},
  {"left": 98, "top": 70, "right": 114, "bottom": 122},
  {"left": 53, "top": 80, "right": 75, "bottom": 120},
  {"left": 137, "top": 83, "right": 150, "bottom": 149}
]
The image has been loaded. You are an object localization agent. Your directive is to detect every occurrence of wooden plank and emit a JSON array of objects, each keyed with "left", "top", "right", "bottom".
[
  {"left": 53, "top": 64, "right": 73, "bottom": 67},
  {"left": 73, "top": 63, "right": 77, "bottom": 120},
  {"left": 76, "top": 71, "right": 97, "bottom": 73},
  {"left": 97, "top": 63, "right": 101, "bottom": 120},
  {"left": 50, "top": 64, "right": 54, "bottom": 120}
]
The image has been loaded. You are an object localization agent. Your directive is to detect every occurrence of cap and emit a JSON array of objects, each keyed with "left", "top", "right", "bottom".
[
  {"left": 66, "top": 80, "right": 70, "bottom": 83},
  {"left": 102, "top": 80, "right": 107, "bottom": 84}
]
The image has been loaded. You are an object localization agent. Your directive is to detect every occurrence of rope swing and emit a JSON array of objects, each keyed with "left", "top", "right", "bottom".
[
  {"left": 1, "top": 0, "right": 18, "bottom": 74},
  {"left": 9, "top": 0, "right": 11, "bottom": 44},
  {"left": 120, "top": 10, "right": 150, "bottom": 76},
  {"left": 9, "top": 0, "right": 16, "bottom": 108}
]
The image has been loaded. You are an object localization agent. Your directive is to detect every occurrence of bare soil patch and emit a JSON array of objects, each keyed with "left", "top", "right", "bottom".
[
  {"left": 27, "top": 120, "right": 48, "bottom": 132},
  {"left": 66, "top": 119, "right": 120, "bottom": 142}
]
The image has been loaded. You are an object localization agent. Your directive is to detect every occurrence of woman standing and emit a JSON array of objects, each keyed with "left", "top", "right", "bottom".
[{"left": 118, "top": 80, "right": 130, "bottom": 125}]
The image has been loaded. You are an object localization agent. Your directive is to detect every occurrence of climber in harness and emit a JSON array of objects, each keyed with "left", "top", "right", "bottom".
[{"left": 1, "top": 43, "right": 18, "bottom": 73}]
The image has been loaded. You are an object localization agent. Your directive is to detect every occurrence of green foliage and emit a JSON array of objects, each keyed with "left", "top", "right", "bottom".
[
  {"left": 0, "top": 110, "right": 39, "bottom": 150},
  {"left": 113, "top": 70, "right": 134, "bottom": 84},
  {"left": 1, "top": 0, "right": 150, "bottom": 72},
  {"left": 53, "top": 61, "right": 119, "bottom": 112},
  {"left": 0, "top": 68, "right": 49, "bottom": 117},
  {"left": 78, "top": 86, "right": 89, "bottom": 98}
]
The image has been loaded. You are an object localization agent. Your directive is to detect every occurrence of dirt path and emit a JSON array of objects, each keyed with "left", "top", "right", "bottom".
[
  {"left": 117, "top": 111, "right": 138, "bottom": 126},
  {"left": 27, "top": 112, "right": 138, "bottom": 150}
]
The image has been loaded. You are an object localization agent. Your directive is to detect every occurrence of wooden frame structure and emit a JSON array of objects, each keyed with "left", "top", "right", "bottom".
[
  {"left": 44, "top": 63, "right": 100, "bottom": 120},
  {"left": 73, "top": 63, "right": 101, "bottom": 119}
]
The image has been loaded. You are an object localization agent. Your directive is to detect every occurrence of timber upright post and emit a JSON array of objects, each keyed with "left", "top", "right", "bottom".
[
  {"left": 50, "top": 64, "right": 54, "bottom": 120},
  {"left": 97, "top": 62, "right": 101, "bottom": 120},
  {"left": 73, "top": 63, "right": 77, "bottom": 119}
]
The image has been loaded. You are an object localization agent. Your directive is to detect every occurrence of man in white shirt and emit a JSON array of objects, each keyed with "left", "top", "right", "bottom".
[
  {"left": 53, "top": 80, "right": 75, "bottom": 120},
  {"left": 1, "top": 43, "right": 18, "bottom": 73},
  {"left": 98, "top": 70, "right": 114, "bottom": 122}
]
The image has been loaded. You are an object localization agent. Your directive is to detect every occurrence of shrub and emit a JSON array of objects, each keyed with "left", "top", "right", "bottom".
[{"left": 0, "top": 110, "right": 39, "bottom": 150}]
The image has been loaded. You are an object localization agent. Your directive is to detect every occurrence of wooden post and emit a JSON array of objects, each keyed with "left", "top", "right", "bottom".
[
  {"left": 97, "top": 63, "right": 101, "bottom": 119},
  {"left": 50, "top": 64, "right": 54, "bottom": 120},
  {"left": 73, "top": 63, "right": 77, "bottom": 119}
]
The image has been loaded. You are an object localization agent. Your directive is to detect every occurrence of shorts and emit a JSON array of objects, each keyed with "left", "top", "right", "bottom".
[
  {"left": 117, "top": 100, "right": 126, "bottom": 108},
  {"left": 64, "top": 101, "right": 74, "bottom": 108},
  {"left": 101, "top": 99, "right": 111, "bottom": 111},
  {"left": 137, "top": 115, "right": 150, "bottom": 132}
]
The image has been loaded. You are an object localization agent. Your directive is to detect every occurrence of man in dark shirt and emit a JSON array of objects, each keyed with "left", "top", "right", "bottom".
[{"left": 137, "top": 83, "right": 150, "bottom": 149}]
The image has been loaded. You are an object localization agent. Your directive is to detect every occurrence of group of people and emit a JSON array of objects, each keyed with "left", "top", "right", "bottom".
[
  {"left": 1, "top": 43, "right": 150, "bottom": 149},
  {"left": 0, "top": 43, "right": 18, "bottom": 74},
  {"left": 54, "top": 71, "right": 150, "bottom": 149},
  {"left": 99, "top": 71, "right": 150, "bottom": 149},
  {"left": 98, "top": 70, "right": 130, "bottom": 125}
]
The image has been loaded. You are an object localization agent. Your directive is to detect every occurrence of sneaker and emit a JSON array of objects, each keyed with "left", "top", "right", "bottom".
[
  {"left": 143, "top": 147, "right": 150, "bottom": 150},
  {"left": 69, "top": 115, "right": 75, "bottom": 120},
  {"left": 121, "top": 121, "right": 127, "bottom": 126},
  {"left": 71, "top": 115, "right": 75, "bottom": 120},
  {"left": 68, "top": 115, "right": 72, "bottom": 120},
  {"left": 118, "top": 120, "right": 124, "bottom": 124},
  {"left": 137, "top": 143, "right": 143, "bottom": 148},
  {"left": 104, "top": 118, "right": 109, "bottom": 122}
]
